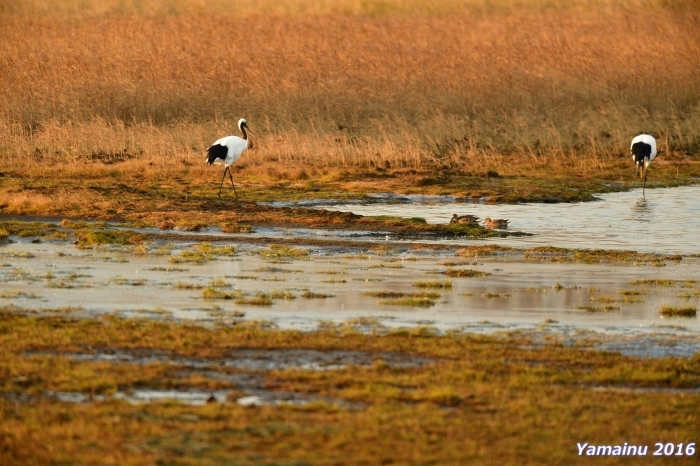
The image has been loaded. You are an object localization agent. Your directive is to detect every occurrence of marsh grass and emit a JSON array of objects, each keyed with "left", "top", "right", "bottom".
[
  {"left": 75, "top": 228, "right": 144, "bottom": 248},
  {"left": 1, "top": 312, "right": 700, "bottom": 463},
  {"left": 110, "top": 276, "right": 146, "bottom": 286},
  {"left": 631, "top": 278, "right": 697, "bottom": 287},
  {"left": 379, "top": 297, "right": 437, "bottom": 308},
  {"left": 301, "top": 291, "right": 334, "bottom": 299},
  {"left": 170, "top": 242, "right": 235, "bottom": 264},
  {"left": 201, "top": 287, "right": 246, "bottom": 300},
  {"left": 173, "top": 281, "right": 203, "bottom": 290},
  {"left": 364, "top": 291, "right": 441, "bottom": 299},
  {"left": 0, "top": 250, "right": 35, "bottom": 259},
  {"left": 659, "top": 305, "right": 697, "bottom": 317},
  {"left": 414, "top": 280, "right": 452, "bottom": 289},
  {"left": 220, "top": 222, "right": 254, "bottom": 233},
  {"left": 1, "top": 0, "right": 700, "bottom": 217},
  {"left": 524, "top": 247, "right": 680, "bottom": 265},
  {"left": 578, "top": 305, "right": 620, "bottom": 313},
  {"left": 235, "top": 293, "right": 274, "bottom": 306},
  {"left": 590, "top": 296, "right": 618, "bottom": 304},
  {"left": 207, "top": 278, "right": 229, "bottom": 288},
  {"left": 0, "top": 290, "right": 40, "bottom": 299},
  {"left": 259, "top": 244, "right": 310, "bottom": 260},
  {"left": 269, "top": 290, "right": 296, "bottom": 300},
  {"left": 444, "top": 268, "right": 490, "bottom": 278},
  {"left": 0, "top": 221, "right": 58, "bottom": 238}
]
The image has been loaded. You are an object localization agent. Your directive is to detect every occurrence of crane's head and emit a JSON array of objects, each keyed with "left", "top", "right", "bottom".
[{"left": 238, "top": 118, "right": 248, "bottom": 131}]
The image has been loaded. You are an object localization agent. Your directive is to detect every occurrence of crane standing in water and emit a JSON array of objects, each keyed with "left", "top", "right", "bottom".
[{"left": 630, "top": 134, "right": 657, "bottom": 195}]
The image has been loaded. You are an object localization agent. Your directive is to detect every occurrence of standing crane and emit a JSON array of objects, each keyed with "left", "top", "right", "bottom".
[
  {"left": 630, "top": 134, "right": 657, "bottom": 195},
  {"left": 206, "top": 118, "right": 250, "bottom": 197}
]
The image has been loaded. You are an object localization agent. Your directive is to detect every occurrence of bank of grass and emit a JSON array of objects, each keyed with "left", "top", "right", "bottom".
[
  {"left": 524, "top": 246, "right": 682, "bottom": 265},
  {"left": 660, "top": 305, "right": 697, "bottom": 317},
  {"left": 1, "top": 312, "right": 699, "bottom": 464},
  {"left": 2, "top": 0, "right": 700, "bottom": 220}
]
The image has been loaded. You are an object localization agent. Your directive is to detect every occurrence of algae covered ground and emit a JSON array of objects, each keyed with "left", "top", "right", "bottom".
[
  {"left": 0, "top": 222, "right": 699, "bottom": 464},
  {"left": 2, "top": 0, "right": 700, "bottom": 464},
  {"left": 2, "top": 312, "right": 699, "bottom": 465}
]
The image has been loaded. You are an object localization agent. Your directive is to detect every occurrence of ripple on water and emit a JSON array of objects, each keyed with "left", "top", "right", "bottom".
[{"left": 314, "top": 186, "right": 700, "bottom": 255}]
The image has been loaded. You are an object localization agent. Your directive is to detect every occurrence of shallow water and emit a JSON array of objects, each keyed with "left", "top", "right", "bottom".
[
  {"left": 314, "top": 186, "right": 700, "bottom": 255},
  {"left": 2, "top": 239, "right": 699, "bottom": 340},
  {"left": 2, "top": 188, "right": 700, "bottom": 359}
]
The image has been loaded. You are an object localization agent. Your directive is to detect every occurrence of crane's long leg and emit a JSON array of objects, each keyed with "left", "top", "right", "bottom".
[
  {"left": 227, "top": 167, "right": 238, "bottom": 198},
  {"left": 218, "top": 167, "right": 229, "bottom": 197},
  {"left": 642, "top": 166, "right": 647, "bottom": 196}
]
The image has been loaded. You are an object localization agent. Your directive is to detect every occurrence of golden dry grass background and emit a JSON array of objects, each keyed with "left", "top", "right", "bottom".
[{"left": 1, "top": 0, "right": 700, "bottom": 178}]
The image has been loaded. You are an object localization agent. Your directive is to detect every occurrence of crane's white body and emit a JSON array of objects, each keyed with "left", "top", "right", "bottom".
[
  {"left": 206, "top": 118, "right": 250, "bottom": 197},
  {"left": 208, "top": 135, "right": 249, "bottom": 168}
]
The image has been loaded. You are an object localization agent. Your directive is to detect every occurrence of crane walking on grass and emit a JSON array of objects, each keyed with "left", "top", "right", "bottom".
[
  {"left": 630, "top": 134, "right": 657, "bottom": 196},
  {"left": 206, "top": 118, "right": 250, "bottom": 197}
]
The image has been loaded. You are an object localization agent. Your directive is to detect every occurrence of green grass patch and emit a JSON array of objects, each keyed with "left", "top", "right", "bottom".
[
  {"left": 220, "top": 222, "right": 254, "bottom": 233},
  {"left": 202, "top": 287, "right": 246, "bottom": 300},
  {"left": 371, "top": 215, "right": 427, "bottom": 225},
  {"left": 456, "top": 245, "right": 518, "bottom": 256},
  {"left": 0, "top": 220, "right": 57, "bottom": 238},
  {"left": 75, "top": 228, "right": 144, "bottom": 248},
  {"left": 413, "top": 280, "right": 452, "bottom": 289},
  {"left": 524, "top": 247, "right": 678, "bottom": 265},
  {"left": 170, "top": 242, "right": 235, "bottom": 264}
]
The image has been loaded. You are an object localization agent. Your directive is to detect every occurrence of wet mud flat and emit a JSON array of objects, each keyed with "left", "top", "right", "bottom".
[
  {"left": 1, "top": 217, "right": 699, "bottom": 464},
  {"left": 2, "top": 310, "right": 700, "bottom": 465}
]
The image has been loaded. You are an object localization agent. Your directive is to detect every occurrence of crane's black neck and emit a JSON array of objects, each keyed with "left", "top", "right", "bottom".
[{"left": 240, "top": 125, "right": 248, "bottom": 140}]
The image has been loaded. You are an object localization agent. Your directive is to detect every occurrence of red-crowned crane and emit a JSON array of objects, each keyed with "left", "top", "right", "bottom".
[
  {"left": 206, "top": 118, "right": 250, "bottom": 197},
  {"left": 630, "top": 134, "right": 657, "bottom": 195}
]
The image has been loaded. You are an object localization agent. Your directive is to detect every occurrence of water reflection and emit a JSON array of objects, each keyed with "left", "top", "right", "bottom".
[
  {"left": 630, "top": 197, "right": 651, "bottom": 222},
  {"left": 315, "top": 185, "right": 700, "bottom": 255}
]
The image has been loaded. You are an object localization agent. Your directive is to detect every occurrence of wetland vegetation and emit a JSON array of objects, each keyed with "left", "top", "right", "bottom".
[
  {"left": 2, "top": 0, "right": 700, "bottom": 228},
  {"left": 2, "top": 0, "right": 700, "bottom": 464},
  {"left": 2, "top": 312, "right": 700, "bottom": 465}
]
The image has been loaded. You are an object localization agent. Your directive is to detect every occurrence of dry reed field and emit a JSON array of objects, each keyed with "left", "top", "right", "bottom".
[{"left": 1, "top": 0, "right": 700, "bottom": 186}]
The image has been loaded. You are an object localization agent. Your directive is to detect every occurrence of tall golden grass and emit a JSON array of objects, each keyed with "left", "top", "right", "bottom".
[{"left": 1, "top": 0, "right": 699, "bottom": 177}]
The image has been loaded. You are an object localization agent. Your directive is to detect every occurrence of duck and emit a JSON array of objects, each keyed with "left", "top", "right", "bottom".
[
  {"left": 450, "top": 214, "right": 479, "bottom": 225},
  {"left": 484, "top": 217, "right": 510, "bottom": 229}
]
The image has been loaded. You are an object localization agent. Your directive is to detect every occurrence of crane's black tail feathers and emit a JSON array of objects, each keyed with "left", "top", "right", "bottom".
[{"left": 206, "top": 144, "right": 228, "bottom": 165}]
